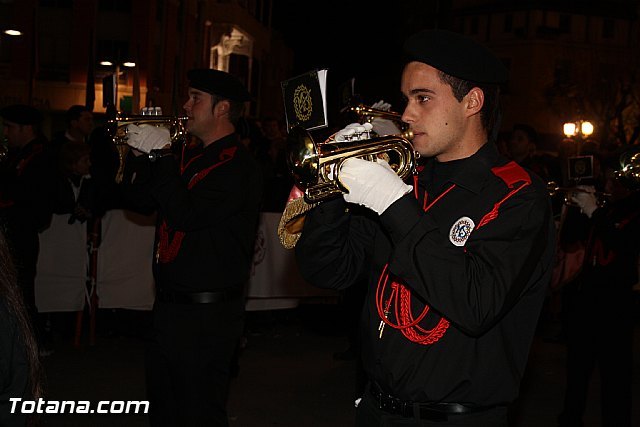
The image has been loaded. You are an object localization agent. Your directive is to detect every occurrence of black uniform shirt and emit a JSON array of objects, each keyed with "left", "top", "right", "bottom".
[
  {"left": 0, "top": 138, "right": 54, "bottom": 258},
  {"left": 581, "top": 191, "right": 640, "bottom": 292},
  {"left": 296, "top": 142, "right": 555, "bottom": 406},
  {"left": 123, "top": 134, "right": 263, "bottom": 293}
]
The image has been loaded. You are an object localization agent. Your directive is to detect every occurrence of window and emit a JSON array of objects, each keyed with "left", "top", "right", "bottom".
[
  {"left": 97, "top": 40, "right": 130, "bottom": 67},
  {"left": 98, "top": 0, "right": 132, "bottom": 13},
  {"left": 157, "top": 0, "right": 164, "bottom": 21},
  {"left": 39, "top": 0, "right": 72, "bottom": 6},
  {"left": 38, "top": 33, "right": 70, "bottom": 81},
  {"left": 559, "top": 14, "right": 571, "bottom": 34},
  {"left": 602, "top": 18, "right": 614, "bottom": 39},
  {"left": 554, "top": 59, "right": 572, "bottom": 86},
  {"left": 504, "top": 14, "right": 513, "bottom": 33},
  {"left": 470, "top": 16, "right": 479, "bottom": 35}
]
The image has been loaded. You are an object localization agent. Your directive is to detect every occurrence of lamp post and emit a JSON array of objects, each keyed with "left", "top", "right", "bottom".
[{"left": 563, "top": 119, "right": 594, "bottom": 156}]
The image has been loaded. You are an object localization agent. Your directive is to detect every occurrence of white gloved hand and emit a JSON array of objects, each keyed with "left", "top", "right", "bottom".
[
  {"left": 371, "top": 117, "right": 402, "bottom": 137},
  {"left": 126, "top": 124, "right": 171, "bottom": 154},
  {"left": 370, "top": 99, "right": 392, "bottom": 112},
  {"left": 339, "top": 157, "right": 413, "bottom": 214},
  {"left": 570, "top": 185, "right": 598, "bottom": 218},
  {"left": 335, "top": 122, "right": 373, "bottom": 142}
]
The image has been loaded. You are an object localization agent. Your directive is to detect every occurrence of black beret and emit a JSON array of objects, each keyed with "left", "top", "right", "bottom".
[
  {"left": 403, "top": 29, "right": 509, "bottom": 84},
  {"left": 187, "top": 69, "right": 251, "bottom": 102},
  {"left": 0, "top": 104, "right": 44, "bottom": 126}
]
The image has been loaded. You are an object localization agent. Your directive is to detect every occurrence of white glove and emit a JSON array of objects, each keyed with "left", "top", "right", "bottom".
[
  {"left": 126, "top": 124, "right": 171, "bottom": 154},
  {"left": 571, "top": 185, "right": 598, "bottom": 218},
  {"left": 371, "top": 117, "right": 402, "bottom": 137},
  {"left": 370, "top": 99, "right": 392, "bottom": 112},
  {"left": 335, "top": 122, "right": 373, "bottom": 142},
  {"left": 339, "top": 157, "right": 413, "bottom": 214}
]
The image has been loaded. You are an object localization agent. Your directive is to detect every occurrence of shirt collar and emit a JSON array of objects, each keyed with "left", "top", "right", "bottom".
[{"left": 423, "top": 142, "right": 501, "bottom": 194}]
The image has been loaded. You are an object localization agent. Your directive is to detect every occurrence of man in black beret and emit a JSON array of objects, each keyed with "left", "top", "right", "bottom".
[
  {"left": 293, "top": 29, "right": 555, "bottom": 426},
  {"left": 1, "top": 104, "right": 55, "bottom": 353},
  {"left": 120, "top": 70, "right": 262, "bottom": 426},
  {"left": 0, "top": 104, "right": 44, "bottom": 127}
]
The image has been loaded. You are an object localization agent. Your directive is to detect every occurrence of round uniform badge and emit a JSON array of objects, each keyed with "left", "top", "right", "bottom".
[{"left": 449, "top": 216, "right": 475, "bottom": 247}]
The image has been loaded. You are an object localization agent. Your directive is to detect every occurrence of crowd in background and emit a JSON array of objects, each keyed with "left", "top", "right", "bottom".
[{"left": 1, "top": 100, "right": 639, "bottom": 426}]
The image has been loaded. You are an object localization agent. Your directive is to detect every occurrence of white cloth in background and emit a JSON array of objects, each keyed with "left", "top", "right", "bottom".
[
  {"left": 35, "top": 209, "right": 156, "bottom": 312},
  {"left": 35, "top": 214, "right": 87, "bottom": 313},
  {"left": 36, "top": 211, "right": 333, "bottom": 313},
  {"left": 96, "top": 209, "right": 156, "bottom": 310},
  {"left": 246, "top": 212, "right": 337, "bottom": 311}
]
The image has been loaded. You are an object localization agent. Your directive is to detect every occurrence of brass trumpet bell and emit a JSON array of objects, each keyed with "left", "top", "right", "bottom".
[
  {"left": 108, "top": 113, "right": 188, "bottom": 147},
  {"left": 286, "top": 126, "right": 417, "bottom": 203},
  {"left": 107, "top": 113, "right": 188, "bottom": 183}
]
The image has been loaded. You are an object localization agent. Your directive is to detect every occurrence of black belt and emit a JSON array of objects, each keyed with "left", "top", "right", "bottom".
[
  {"left": 157, "top": 287, "right": 243, "bottom": 304},
  {"left": 369, "top": 382, "right": 495, "bottom": 421}
]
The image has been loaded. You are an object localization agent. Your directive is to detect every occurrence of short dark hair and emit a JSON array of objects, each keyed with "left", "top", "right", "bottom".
[
  {"left": 210, "top": 95, "right": 245, "bottom": 127},
  {"left": 437, "top": 71, "right": 502, "bottom": 142},
  {"left": 66, "top": 105, "right": 91, "bottom": 127}
]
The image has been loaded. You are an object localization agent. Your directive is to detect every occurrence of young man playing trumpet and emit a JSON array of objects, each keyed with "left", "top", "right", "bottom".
[
  {"left": 294, "top": 30, "right": 555, "bottom": 426},
  {"left": 121, "top": 69, "right": 263, "bottom": 426}
]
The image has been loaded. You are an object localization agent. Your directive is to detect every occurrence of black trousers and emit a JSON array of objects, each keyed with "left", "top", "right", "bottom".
[
  {"left": 146, "top": 297, "right": 244, "bottom": 427},
  {"left": 355, "top": 386, "right": 508, "bottom": 427}
]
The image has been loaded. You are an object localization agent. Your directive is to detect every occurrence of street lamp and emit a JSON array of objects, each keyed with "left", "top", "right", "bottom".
[{"left": 563, "top": 119, "right": 595, "bottom": 156}]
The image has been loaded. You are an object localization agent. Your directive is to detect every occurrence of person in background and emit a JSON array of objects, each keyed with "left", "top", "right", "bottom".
[
  {"left": 257, "top": 116, "right": 292, "bottom": 212},
  {"left": 558, "top": 153, "right": 640, "bottom": 427},
  {"left": 506, "top": 123, "right": 560, "bottom": 185},
  {"left": 0, "top": 228, "right": 44, "bottom": 427},
  {"left": 294, "top": 29, "right": 555, "bottom": 426},
  {"left": 121, "top": 69, "right": 263, "bottom": 426},
  {"left": 0, "top": 104, "right": 55, "bottom": 355},
  {"left": 52, "top": 141, "right": 95, "bottom": 225},
  {"left": 50, "top": 105, "right": 94, "bottom": 149}
]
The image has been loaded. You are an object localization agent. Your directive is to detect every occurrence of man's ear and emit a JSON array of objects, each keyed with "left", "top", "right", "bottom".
[
  {"left": 216, "top": 100, "right": 230, "bottom": 115},
  {"left": 465, "top": 87, "right": 484, "bottom": 118}
]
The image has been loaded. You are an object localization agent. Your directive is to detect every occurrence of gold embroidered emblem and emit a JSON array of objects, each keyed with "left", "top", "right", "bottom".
[{"left": 293, "top": 84, "right": 312, "bottom": 122}]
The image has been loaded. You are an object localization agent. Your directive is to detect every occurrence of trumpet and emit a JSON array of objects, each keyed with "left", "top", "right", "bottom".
[
  {"left": 547, "top": 181, "right": 611, "bottom": 206},
  {"left": 615, "top": 146, "right": 640, "bottom": 188},
  {"left": 344, "top": 103, "right": 413, "bottom": 140},
  {"left": 107, "top": 112, "right": 188, "bottom": 183},
  {"left": 286, "top": 125, "right": 417, "bottom": 203}
]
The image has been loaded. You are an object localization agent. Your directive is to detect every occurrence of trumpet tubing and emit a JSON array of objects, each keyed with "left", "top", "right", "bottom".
[
  {"left": 615, "top": 148, "right": 640, "bottom": 188},
  {"left": 108, "top": 114, "right": 188, "bottom": 146},
  {"left": 286, "top": 126, "right": 417, "bottom": 203},
  {"left": 345, "top": 103, "right": 413, "bottom": 139},
  {"left": 547, "top": 181, "right": 611, "bottom": 206},
  {"left": 107, "top": 114, "right": 188, "bottom": 183}
]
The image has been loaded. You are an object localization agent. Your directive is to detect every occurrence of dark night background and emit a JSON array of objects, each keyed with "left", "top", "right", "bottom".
[{"left": 271, "top": 1, "right": 446, "bottom": 122}]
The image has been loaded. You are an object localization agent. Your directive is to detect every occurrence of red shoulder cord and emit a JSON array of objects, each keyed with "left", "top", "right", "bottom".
[
  {"left": 375, "top": 161, "right": 530, "bottom": 345},
  {"left": 375, "top": 174, "right": 454, "bottom": 345},
  {"left": 156, "top": 146, "right": 237, "bottom": 263}
]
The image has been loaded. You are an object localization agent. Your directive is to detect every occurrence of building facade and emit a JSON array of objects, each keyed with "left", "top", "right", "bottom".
[
  {"left": 0, "top": 0, "right": 292, "bottom": 133},
  {"left": 449, "top": 0, "right": 640, "bottom": 148}
]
